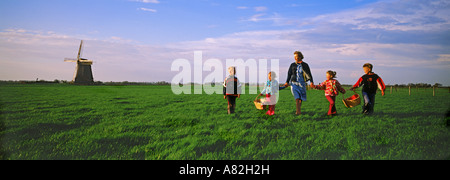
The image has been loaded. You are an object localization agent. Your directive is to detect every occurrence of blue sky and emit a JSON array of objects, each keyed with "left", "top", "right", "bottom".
[
  {"left": 0, "top": 0, "right": 380, "bottom": 43},
  {"left": 1, "top": 0, "right": 449, "bottom": 85}
]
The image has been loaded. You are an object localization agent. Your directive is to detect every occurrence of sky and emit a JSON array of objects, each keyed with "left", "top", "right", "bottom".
[{"left": 0, "top": 0, "right": 449, "bottom": 85}]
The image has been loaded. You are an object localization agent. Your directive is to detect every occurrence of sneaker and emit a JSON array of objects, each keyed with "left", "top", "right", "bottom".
[
  {"left": 363, "top": 111, "right": 373, "bottom": 116},
  {"left": 362, "top": 109, "right": 368, "bottom": 114}
]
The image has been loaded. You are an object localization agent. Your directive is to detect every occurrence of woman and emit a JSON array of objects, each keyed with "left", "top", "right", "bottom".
[{"left": 283, "top": 51, "right": 314, "bottom": 115}]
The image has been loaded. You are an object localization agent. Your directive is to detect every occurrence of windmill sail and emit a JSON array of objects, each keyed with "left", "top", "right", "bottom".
[{"left": 77, "top": 40, "right": 83, "bottom": 60}]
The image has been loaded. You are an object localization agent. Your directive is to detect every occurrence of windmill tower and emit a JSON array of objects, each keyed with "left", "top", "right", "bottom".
[{"left": 64, "top": 40, "right": 94, "bottom": 84}]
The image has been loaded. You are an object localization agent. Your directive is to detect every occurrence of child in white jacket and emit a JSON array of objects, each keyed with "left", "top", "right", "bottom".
[{"left": 257, "top": 72, "right": 286, "bottom": 116}]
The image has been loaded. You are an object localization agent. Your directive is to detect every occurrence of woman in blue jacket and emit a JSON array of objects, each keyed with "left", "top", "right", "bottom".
[{"left": 283, "top": 51, "right": 314, "bottom": 116}]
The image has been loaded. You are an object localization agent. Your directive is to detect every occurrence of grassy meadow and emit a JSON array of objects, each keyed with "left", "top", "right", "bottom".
[{"left": 0, "top": 84, "right": 449, "bottom": 160}]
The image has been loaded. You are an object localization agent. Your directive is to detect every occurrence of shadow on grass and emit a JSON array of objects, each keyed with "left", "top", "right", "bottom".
[
  {"left": 1, "top": 114, "right": 102, "bottom": 159},
  {"left": 88, "top": 136, "right": 149, "bottom": 160},
  {"left": 16, "top": 115, "right": 102, "bottom": 140},
  {"left": 194, "top": 139, "right": 228, "bottom": 159},
  {"left": 372, "top": 111, "right": 446, "bottom": 119}
]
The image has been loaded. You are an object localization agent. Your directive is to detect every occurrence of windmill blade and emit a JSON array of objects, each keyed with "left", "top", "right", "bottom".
[
  {"left": 77, "top": 40, "right": 84, "bottom": 60},
  {"left": 64, "top": 58, "right": 78, "bottom": 62}
]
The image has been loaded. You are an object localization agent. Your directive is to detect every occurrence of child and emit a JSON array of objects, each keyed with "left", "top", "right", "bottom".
[
  {"left": 223, "top": 66, "right": 242, "bottom": 114},
  {"left": 350, "top": 63, "right": 386, "bottom": 115},
  {"left": 256, "top": 72, "right": 285, "bottom": 116},
  {"left": 314, "top": 71, "right": 346, "bottom": 116}
]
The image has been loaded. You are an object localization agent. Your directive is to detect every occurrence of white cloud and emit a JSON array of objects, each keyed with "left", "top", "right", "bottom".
[
  {"left": 236, "top": 6, "right": 267, "bottom": 11},
  {"left": 139, "top": 7, "right": 157, "bottom": 13},
  {"left": 437, "top": 54, "right": 450, "bottom": 62},
  {"left": 1, "top": 0, "right": 449, "bottom": 85},
  {"left": 254, "top": 6, "right": 268, "bottom": 12},
  {"left": 132, "top": 0, "right": 160, "bottom": 4},
  {"left": 2, "top": 26, "right": 449, "bottom": 85},
  {"left": 244, "top": 13, "right": 284, "bottom": 24},
  {"left": 246, "top": 14, "right": 266, "bottom": 22},
  {"left": 168, "top": 27, "right": 450, "bottom": 85},
  {"left": 307, "top": 0, "right": 450, "bottom": 32},
  {"left": 0, "top": 29, "right": 178, "bottom": 82}
]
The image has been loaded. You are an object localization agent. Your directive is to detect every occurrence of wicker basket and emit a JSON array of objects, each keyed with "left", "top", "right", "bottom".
[
  {"left": 342, "top": 93, "right": 361, "bottom": 108},
  {"left": 253, "top": 99, "right": 266, "bottom": 110}
]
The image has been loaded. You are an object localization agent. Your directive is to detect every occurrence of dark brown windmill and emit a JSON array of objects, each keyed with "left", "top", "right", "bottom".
[{"left": 64, "top": 40, "right": 94, "bottom": 84}]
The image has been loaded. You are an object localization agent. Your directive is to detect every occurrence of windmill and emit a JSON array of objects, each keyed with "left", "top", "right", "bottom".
[{"left": 64, "top": 40, "right": 94, "bottom": 84}]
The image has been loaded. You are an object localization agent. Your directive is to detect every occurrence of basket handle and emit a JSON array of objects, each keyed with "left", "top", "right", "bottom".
[
  {"left": 342, "top": 90, "right": 357, "bottom": 100},
  {"left": 255, "top": 95, "right": 261, "bottom": 102}
]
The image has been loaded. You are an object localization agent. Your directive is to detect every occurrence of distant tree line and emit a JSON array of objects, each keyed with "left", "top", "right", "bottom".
[
  {"left": 0, "top": 80, "right": 171, "bottom": 86},
  {"left": 391, "top": 83, "right": 443, "bottom": 88},
  {"left": 103, "top": 81, "right": 170, "bottom": 86},
  {"left": 0, "top": 80, "right": 446, "bottom": 88}
]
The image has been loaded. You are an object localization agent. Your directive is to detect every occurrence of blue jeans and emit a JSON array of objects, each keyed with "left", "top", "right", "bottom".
[{"left": 362, "top": 91, "right": 376, "bottom": 114}]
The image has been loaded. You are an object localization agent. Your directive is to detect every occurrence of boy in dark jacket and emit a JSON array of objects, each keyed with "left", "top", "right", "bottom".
[
  {"left": 223, "top": 66, "right": 242, "bottom": 114},
  {"left": 350, "top": 63, "right": 386, "bottom": 115}
]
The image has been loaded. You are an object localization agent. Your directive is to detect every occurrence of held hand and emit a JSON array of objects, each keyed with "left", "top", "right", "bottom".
[
  {"left": 381, "top": 91, "right": 385, "bottom": 96},
  {"left": 283, "top": 83, "right": 289, "bottom": 87},
  {"left": 224, "top": 95, "right": 226, "bottom": 99},
  {"left": 238, "top": 94, "right": 241, "bottom": 98}
]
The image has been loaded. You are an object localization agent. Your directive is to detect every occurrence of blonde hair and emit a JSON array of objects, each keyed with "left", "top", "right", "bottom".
[{"left": 228, "top": 66, "right": 236, "bottom": 75}]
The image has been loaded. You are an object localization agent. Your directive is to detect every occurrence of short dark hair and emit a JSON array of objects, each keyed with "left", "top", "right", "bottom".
[
  {"left": 363, "top": 63, "right": 373, "bottom": 71},
  {"left": 294, "top": 51, "right": 304, "bottom": 60}
]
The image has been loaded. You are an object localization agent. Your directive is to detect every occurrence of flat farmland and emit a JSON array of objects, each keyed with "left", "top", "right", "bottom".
[{"left": 0, "top": 84, "right": 449, "bottom": 160}]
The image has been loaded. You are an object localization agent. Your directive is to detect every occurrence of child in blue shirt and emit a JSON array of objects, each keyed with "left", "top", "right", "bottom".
[{"left": 257, "top": 72, "right": 286, "bottom": 116}]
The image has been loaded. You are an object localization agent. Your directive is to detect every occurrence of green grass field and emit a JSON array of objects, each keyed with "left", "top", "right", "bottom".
[{"left": 1, "top": 84, "right": 449, "bottom": 160}]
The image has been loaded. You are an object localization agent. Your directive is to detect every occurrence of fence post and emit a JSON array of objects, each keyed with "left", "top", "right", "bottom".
[
  {"left": 433, "top": 86, "right": 435, "bottom": 96},
  {"left": 409, "top": 86, "right": 411, "bottom": 96},
  {"left": 390, "top": 86, "right": 393, "bottom": 94}
]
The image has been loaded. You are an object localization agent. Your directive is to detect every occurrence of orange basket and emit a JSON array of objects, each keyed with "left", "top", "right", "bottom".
[{"left": 342, "top": 92, "right": 361, "bottom": 108}]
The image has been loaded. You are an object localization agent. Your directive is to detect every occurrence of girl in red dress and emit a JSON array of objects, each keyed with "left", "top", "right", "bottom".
[{"left": 313, "top": 71, "right": 346, "bottom": 116}]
